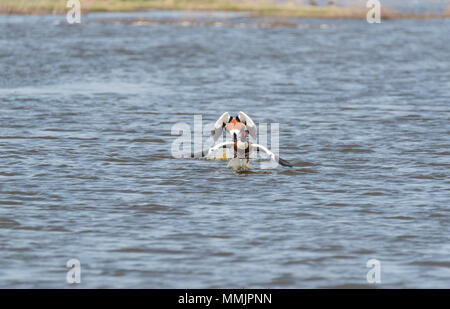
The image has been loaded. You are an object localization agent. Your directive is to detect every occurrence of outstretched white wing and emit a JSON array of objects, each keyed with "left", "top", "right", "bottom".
[
  {"left": 250, "top": 144, "right": 293, "bottom": 167},
  {"left": 238, "top": 111, "right": 257, "bottom": 140},
  {"left": 207, "top": 141, "right": 234, "bottom": 156},
  {"left": 191, "top": 142, "right": 234, "bottom": 158},
  {"left": 211, "top": 112, "right": 230, "bottom": 141}
]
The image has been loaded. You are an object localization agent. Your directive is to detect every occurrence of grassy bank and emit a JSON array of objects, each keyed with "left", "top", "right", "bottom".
[{"left": 0, "top": 0, "right": 448, "bottom": 19}]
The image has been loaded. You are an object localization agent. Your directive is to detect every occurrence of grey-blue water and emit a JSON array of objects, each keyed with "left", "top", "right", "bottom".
[{"left": 0, "top": 11, "right": 449, "bottom": 288}]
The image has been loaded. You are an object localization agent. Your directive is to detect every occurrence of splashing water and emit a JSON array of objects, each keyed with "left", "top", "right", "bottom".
[{"left": 227, "top": 158, "right": 252, "bottom": 171}]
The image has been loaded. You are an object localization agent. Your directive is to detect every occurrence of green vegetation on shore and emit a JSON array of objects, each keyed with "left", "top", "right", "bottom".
[{"left": 0, "top": 0, "right": 448, "bottom": 19}]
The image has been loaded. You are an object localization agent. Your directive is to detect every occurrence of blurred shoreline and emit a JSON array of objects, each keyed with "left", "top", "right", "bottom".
[{"left": 0, "top": 0, "right": 449, "bottom": 19}]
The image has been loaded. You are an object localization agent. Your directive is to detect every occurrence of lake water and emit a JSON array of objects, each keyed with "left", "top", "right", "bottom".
[{"left": 0, "top": 11, "right": 449, "bottom": 288}]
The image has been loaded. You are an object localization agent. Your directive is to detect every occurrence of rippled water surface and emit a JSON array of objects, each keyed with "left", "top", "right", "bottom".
[{"left": 0, "top": 11, "right": 449, "bottom": 288}]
